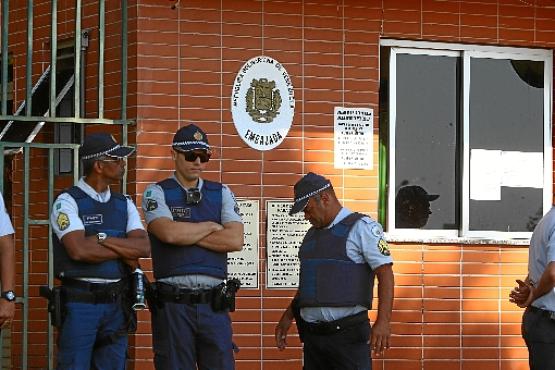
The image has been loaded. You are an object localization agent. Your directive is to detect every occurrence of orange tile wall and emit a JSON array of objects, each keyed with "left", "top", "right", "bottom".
[{"left": 4, "top": 0, "right": 555, "bottom": 369}]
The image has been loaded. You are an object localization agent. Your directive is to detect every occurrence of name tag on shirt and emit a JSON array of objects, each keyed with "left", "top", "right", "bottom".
[
  {"left": 82, "top": 214, "right": 103, "bottom": 225},
  {"left": 171, "top": 207, "right": 191, "bottom": 219}
]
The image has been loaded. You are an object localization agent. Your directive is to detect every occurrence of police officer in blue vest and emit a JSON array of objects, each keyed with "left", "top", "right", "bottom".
[
  {"left": 142, "top": 124, "right": 244, "bottom": 370},
  {"left": 50, "top": 133, "right": 150, "bottom": 370},
  {"left": 275, "top": 172, "right": 394, "bottom": 370},
  {"left": 510, "top": 206, "right": 555, "bottom": 369}
]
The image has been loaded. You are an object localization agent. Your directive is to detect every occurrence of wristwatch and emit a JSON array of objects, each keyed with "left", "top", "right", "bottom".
[
  {"left": 96, "top": 232, "right": 108, "bottom": 244},
  {"left": 1, "top": 290, "right": 16, "bottom": 302}
]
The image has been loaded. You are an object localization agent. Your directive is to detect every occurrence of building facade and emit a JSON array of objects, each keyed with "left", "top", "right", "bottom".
[{"left": 2, "top": 0, "right": 555, "bottom": 369}]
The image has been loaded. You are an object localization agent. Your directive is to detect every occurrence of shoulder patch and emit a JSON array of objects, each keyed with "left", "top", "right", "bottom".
[
  {"left": 57, "top": 212, "right": 70, "bottom": 231},
  {"left": 146, "top": 198, "right": 158, "bottom": 212},
  {"left": 371, "top": 224, "right": 383, "bottom": 238},
  {"left": 378, "top": 238, "right": 390, "bottom": 256}
]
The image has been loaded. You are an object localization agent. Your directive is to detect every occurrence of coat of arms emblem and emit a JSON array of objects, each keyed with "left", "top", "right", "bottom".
[{"left": 245, "top": 78, "right": 282, "bottom": 123}]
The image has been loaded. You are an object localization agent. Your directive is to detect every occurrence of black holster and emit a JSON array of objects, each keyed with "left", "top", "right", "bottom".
[
  {"left": 122, "top": 276, "right": 137, "bottom": 333},
  {"left": 211, "top": 278, "right": 241, "bottom": 312},
  {"left": 39, "top": 285, "right": 64, "bottom": 328},
  {"left": 145, "top": 282, "right": 160, "bottom": 313}
]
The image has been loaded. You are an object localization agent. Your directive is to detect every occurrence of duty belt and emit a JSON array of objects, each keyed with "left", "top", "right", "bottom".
[
  {"left": 300, "top": 310, "right": 369, "bottom": 335},
  {"left": 154, "top": 282, "right": 213, "bottom": 304},
  {"left": 529, "top": 305, "right": 555, "bottom": 321},
  {"left": 61, "top": 278, "right": 126, "bottom": 304}
]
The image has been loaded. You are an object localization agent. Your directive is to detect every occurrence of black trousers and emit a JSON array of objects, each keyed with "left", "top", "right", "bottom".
[
  {"left": 302, "top": 319, "right": 371, "bottom": 370},
  {"left": 523, "top": 306, "right": 555, "bottom": 370}
]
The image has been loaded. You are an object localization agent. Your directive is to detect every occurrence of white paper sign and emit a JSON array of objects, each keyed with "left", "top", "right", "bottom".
[
  {"left": 501, "top": 151, "right": 543, "bottom": 188},
  {"left": 334, "top": 107, "right": 374, "bottom": 169},
  {"left": 470, "top": 149, "right": 502, "bottom": 200},
  {"left": 227, "top": 200, "right": 259, "bottom": 288},
  {"left": 470, "top": 149, "right": 544, "bottom": 201},
  {"left": 266, "top": 200, "right": 311, "bottom": 289}
]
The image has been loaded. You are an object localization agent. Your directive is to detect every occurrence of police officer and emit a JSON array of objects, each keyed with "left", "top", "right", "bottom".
[
  {"left": 50, "top": 133, "right": 150, "bottom": 370},
  {"left": 510, "top": 206, "right": 555, "bottom": 369},
  {"left": 142, "top": 124, "right": 244, "bottom": 370},
  {"left": 275, "top": 172, "right": 394, "bottom": 370},
  {"left": 0, "top": 192, "right": 16, "bottom": 328}
]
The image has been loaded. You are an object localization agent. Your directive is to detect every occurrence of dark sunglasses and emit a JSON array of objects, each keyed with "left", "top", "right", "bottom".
[{"left": 180, "top": 150, "right": 211, "bottom": 163}]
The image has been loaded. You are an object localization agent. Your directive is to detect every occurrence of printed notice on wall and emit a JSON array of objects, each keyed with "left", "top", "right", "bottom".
[
  {"left": 334, "top": 107, "right": 373, "bottom": 170},
  {"left": 266, "top": 200, "right": 311, "bottom": 289},
  {"left": 227, "top": 200, "right": 259, "bottom": 289}
]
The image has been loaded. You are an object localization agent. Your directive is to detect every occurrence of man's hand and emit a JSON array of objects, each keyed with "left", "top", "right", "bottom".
[
  {"left": 0, "top": 299, "right": 15, "bottom": 328},
  {"left": 371, "top": 318, "right": 391, "bottom": 357},
  {"left": 509, "top": 279, "right": 534, "bottom": 308},
  {"left": 275, "top": 310, "right": 294, "bottom": 351}
]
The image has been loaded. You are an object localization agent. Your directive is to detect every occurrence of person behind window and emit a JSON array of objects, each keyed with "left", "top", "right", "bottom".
[
  {"left": 142, "top": 123, "right": 244, "bottom": 370},
  {"left": 275, "top": 172, "right": 394, "bottom": 370},
  {"left": 0, "top": 192, "right": 16, "bottom": 330},
  {"left": 509, "top": 206, "right": 555, "bottom": 369},
  {"left": 395, "top": 185, "right": 439, "bottom": 228},
  {"left": 50, "top": 133, "right": 150, "bottom": 369}
]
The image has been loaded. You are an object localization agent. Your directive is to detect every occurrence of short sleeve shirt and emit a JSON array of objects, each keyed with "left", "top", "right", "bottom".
[
  {"left": 50, "top": 177, "right": 145, "bottom": 240},
  {"left": 301, "top": 207, "right": 393, "bottom": 323},
  {"left": 528, "top": 206, "right": 555, "bottom": 311},
  {"left": 0, "top": 193, "right": 14, "bottom": 237}
]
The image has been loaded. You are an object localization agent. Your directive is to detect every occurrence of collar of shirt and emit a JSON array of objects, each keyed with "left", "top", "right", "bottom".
[
  {"left": 77, "top": 177, "right": 111, "bottom": 203},
  {"left": 171, "top": 173, "right": 204, "bottom": 191},
  {"left": 325, "top": 207, "right": 352, "bottom": 229}
]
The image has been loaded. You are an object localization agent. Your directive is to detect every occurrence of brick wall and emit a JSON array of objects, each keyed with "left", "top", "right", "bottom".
[
  {"left": 132, "top": 1, "right": 554, "bottom": 369},
  {"left": 4, "top": 0, "right": 555, "bottom": 369}
]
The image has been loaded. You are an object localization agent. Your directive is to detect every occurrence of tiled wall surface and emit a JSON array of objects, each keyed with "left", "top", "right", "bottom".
[{"left": 5, "top": 0, "right": 555, "bottom": 369}]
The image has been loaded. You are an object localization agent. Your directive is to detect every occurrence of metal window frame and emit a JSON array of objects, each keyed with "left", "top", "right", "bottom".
[{"left": 382, "top": 39, "right": 552, "bottom": 240}]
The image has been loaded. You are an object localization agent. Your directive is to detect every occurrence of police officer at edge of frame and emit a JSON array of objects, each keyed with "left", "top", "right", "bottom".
[
  {"left": 142, "top": 123, "right": 244, "bottom": 370},
  {"left": 50, "top": 133, "right": 150, "bottom": 370},
  {"left": 275, "top": 172, "right": 394, "bottom": 370},
  {"left": 509, "top": 205, "right": 555, "bottom": 370}
]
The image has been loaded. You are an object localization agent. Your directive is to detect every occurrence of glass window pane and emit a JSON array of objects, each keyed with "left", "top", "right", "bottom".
[
  {"left": 469, "top": 58, "right": 544, "bottom": 232},
  {"left": 394, "top": 54, "right": 459, "bottom": 230}
]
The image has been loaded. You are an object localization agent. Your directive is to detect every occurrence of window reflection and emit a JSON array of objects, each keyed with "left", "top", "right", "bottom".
[{"left": 395, "top": 185, "right": 439, "bottom": 228}]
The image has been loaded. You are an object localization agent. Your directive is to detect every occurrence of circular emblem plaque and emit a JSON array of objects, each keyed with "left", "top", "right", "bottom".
[{"left": 231, "top": 56, "right": 295, "bottom": 151}]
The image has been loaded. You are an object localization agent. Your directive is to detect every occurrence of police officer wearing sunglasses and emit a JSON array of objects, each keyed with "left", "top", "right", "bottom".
[{"left": 142, "top": 124, "right": 244, "bottom": 370}]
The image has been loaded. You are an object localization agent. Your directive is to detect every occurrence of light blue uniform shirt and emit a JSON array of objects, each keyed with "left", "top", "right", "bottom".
[
  {"left": 142, "top": 175, "right": 243, "bottom": 289},
  {"left": 300, "top": 207, "right": 393, "bottom": 323},
  {"left": 528, "top": 206, "right": 555, "bottom": 311},
  {"left": 0, "top": 192, "right": 14, "bottom": 237}
]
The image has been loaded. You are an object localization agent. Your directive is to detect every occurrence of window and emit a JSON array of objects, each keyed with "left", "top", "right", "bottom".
[{"left": 380, "top": 40, "right": 552, "bottom": 239}]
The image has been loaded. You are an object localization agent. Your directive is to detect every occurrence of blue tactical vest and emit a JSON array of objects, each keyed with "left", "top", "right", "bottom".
[
  {"left": 150, "top": 178, "right": 226, "bottom": 279},
  {"left": 297, "top": 212, "right": 375, "bottom": 308},
  {"left": 53, "top": 186, "right": 128, "bottom": 279}
]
